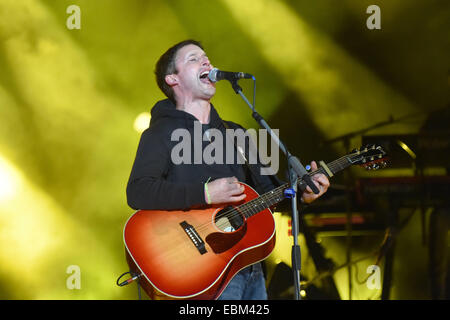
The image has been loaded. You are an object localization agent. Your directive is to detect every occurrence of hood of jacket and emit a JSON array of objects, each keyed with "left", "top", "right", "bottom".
[{"left": 149, "top": 98, "right": 225, "bottom": 130}]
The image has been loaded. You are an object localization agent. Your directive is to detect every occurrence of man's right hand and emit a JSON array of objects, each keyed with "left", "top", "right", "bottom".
[{"left": 205, "top": 177, "right": 246, "bottom": 205}]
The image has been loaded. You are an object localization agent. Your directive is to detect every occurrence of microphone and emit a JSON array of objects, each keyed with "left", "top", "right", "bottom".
[{"left": 208, "top": 68, "right": 254, "bottom": 83}]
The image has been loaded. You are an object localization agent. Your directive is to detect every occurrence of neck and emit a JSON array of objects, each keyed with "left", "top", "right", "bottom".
[
  {"left": 176, "top": 99, "right": 211, "bottom": 124},
  {"left": 237, "top": 154, "right": 355, "bottom": 218}
]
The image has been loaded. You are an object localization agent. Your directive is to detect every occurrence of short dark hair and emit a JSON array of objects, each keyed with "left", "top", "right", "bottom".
[{"left": 154, "top": 39, "right": 204, "bottom": 103}]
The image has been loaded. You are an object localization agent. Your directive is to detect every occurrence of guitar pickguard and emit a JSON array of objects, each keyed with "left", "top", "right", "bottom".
[{"left": 205, "top": 222, "right": 247, "bottom": 254}]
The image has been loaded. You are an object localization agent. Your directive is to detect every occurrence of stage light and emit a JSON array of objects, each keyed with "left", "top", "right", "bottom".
[
  {"left": 134, "top": 112, "right": 151, "bottom": 133},
  {"left": 0, "top": 154, "right": 125, "bottom": 299},
  {"left": 397, "top": 140, "right": 417, "bottom": 159},
  {"left": 221, "top": 0, "right": 416, "bottom": 141},
  {"left": 0, "top": 156, "right": 20, "bottom": 202}
]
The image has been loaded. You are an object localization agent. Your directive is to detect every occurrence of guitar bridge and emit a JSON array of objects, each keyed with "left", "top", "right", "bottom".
[{"left": 180, "top": 221, "right": 207, "bottom": 255}]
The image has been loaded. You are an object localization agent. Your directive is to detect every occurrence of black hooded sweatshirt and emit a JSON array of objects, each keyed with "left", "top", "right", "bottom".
[{"left": 126, "top": 99, "right": 285, "bottom": 211}]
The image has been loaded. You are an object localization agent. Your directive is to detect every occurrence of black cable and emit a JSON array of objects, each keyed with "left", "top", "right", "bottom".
[
  {"left": 117, "top": 271, "right": 143, "bottom": 300},
  {"left": 137, "top": 279, "right": 142, "bottom": 300},
  {"left": 116, "top": 271, "right": 141, "bottom": 287},
  {"left": 116, "top": 271, "right": 132, "bottom": 287}
]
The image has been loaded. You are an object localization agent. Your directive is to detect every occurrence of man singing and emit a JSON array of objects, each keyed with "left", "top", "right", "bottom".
[{"left": 126, "top": 39, "right": 330, "bottom": 299}]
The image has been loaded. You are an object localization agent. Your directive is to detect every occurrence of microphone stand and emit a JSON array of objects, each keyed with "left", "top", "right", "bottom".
[{"left": 228, "top": 79, "right": 319, "bottom": 300}]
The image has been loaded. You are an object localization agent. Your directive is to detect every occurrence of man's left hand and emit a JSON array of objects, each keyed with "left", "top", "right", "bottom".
[{"left": 301, "top": 161, "right": 330, "bottom": 204}]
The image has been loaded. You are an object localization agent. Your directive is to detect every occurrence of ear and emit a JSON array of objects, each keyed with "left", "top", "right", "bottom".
[{"left": 165, "top": 74, "right": 178, "bottom": 87}]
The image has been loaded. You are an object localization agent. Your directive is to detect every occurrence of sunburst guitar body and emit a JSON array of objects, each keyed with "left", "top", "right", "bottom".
[
  {"left": 122, "top": 144, "right": 387, "bottom": 299},
  {"left": 124, "top": 183, "right": 275, "bottom": 300}
]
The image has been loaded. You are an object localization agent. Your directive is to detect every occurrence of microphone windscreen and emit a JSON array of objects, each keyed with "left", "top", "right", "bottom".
[{"left": 208, "top": 68, "right": 219, "bottom": 82}]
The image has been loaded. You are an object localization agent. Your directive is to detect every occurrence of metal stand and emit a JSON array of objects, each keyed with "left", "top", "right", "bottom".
[
  {"left": 343, "top": 137, "right": 353, "bottom": 300},
  {"left": 229, "top": 79, "right": 319, "bottom": 300}
]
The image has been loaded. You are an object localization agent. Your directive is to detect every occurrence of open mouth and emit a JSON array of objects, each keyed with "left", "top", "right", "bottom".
[{"left": 199, "top": 70, "right": 212, "bottom": 84}]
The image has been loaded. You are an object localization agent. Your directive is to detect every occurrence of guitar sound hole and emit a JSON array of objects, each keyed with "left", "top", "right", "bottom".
[{"left": 214, "top": 206, "right": 245, "bottom": 232}]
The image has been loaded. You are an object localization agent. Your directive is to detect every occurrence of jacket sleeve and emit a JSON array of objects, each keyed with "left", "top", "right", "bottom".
[{"left": 126, "top": 128, "right": 206, "bottom": 211}]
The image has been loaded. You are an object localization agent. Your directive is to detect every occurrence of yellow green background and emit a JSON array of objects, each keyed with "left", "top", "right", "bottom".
[{"left": 0, "top": 0, "right": 448, "bottom": 299}]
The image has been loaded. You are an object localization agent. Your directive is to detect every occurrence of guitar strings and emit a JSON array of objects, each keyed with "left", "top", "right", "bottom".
[
  {"left": 142, "top": 152, "right": 379, "bottom": 260},
  {"left": 147, "top": 156, "right": 354, "bottom": 259},
  {"left": 153, "top": 185, "right": 287, "bottom": 259},
  {"left": 196, "top": 157, "right": 350, "bottom": 233},
  {"left": 195, "top": 184, "right": 285, "bottom": 233},
  {"left": 194, "top": 157, "right": 349, "bottom": 234},
  {"left": 150, "top": 169, "right": 314, "bottom": 259},
  {"left": 207, "top": 156, "right": 351, "bottom": 231}
]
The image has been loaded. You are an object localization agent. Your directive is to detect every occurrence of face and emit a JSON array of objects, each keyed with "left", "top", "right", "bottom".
[{"left": 166, "top": 44, "right": 216, "bottom": 103}]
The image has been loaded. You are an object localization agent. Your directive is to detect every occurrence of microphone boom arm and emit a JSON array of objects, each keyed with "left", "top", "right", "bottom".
[
  {"left": 227, "top": 77, "right": 319, "bottom": 301},
  {"left": 230, "top": 79, "right": 320, "bottom": 194}
]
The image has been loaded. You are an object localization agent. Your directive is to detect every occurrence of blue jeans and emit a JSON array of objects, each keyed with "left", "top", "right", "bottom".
[{"left": 218, "top": 263, "right": 268, "bottom": 300}]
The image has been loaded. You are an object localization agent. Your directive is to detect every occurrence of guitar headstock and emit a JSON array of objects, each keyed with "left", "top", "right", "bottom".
[{"left": 349, "top": 144, "right": 388, "bottom": 170}]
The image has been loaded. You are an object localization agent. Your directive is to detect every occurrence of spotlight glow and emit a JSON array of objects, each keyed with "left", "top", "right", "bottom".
[
  {"left": 221, "top": 0, "right": 416, "bottom": 139},
  {"left": 133, "top": 112, "right": 151, "bottom": 133},
  {"left": 0, "top": 155, "right": 21, "bottom": 202}
]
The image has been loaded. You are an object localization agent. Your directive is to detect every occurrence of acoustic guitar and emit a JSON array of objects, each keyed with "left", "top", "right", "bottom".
[{"left": 123, "top": 145, "right": 387, "bottom": 299}]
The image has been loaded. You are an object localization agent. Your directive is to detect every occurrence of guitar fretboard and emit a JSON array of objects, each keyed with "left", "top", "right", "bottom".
[{"left": 238, "top": 155, "right": 353, "bottom": 218}]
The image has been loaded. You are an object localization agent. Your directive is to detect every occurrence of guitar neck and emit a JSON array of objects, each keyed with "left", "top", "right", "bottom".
[
  {"left": 239, "top": 155, "right": 354, "bottom": 219},
  {"left": 297, "top": 155, "right": 354, "bottom": 190}
]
